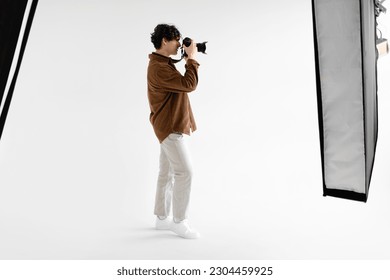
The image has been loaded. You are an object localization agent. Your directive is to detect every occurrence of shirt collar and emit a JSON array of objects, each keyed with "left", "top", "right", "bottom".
[{"left": 149, "top": 52, "right": 172, "bottom": 63}]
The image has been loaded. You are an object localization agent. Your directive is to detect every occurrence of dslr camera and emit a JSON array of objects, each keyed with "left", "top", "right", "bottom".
[{"left": 182, "top": 37, "right": 207, "bottom": 57}]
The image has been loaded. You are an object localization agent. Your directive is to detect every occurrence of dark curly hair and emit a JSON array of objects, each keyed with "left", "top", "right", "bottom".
[{"left": 150, "top": 24, "right": 181, "bottom": 49}]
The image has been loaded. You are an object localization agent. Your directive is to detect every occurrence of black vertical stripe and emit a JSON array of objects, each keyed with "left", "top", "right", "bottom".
[
  {"left": 359, "top": 0, "right": 369, "bottom": 200},
  {"left": 311, "top": 0, "right": 327, "bottom": 196},
  {"left": 0, "top": 0, "right": 39, "bottom": 140},
  {"left": 0, "top": 0, "right": 28, "bottom": 107}
]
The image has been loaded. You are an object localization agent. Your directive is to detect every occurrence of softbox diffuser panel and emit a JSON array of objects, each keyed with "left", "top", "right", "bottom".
[{"left": 312, "top": 0, "right": 378, "bottom": 202}]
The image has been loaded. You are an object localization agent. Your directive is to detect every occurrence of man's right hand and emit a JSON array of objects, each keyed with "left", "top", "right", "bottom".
[{"left": 183, "top": 39, "right": 197, "bottom": 61}]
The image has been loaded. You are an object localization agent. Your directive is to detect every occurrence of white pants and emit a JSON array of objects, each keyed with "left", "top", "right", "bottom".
[{"left": 154, "top": 133, "right": 193, "bottom": 221}]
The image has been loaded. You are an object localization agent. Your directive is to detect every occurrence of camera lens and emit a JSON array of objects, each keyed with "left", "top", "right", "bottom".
[
  {"left": 182, "top": 37, "right": 207, "bottom": 54},
  {"left": 183, "top": 37, "right": 192, "bottom": 47}
]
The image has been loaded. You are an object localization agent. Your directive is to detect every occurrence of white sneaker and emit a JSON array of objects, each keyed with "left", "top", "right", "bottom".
[
  {"left": 155, "top": 216, "right": 173, "bottom": 230},
  {"left": 171, "top": 219, "right": 200, "bottom": 239}
]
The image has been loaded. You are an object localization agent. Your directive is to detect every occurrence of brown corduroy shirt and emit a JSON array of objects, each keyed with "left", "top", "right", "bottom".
[{"left": 147, "top": 52, "right": 200, "bottom": 143}]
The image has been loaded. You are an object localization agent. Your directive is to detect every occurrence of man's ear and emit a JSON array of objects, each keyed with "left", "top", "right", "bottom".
[{"left": 162, "top": 38, "right": 167, "bottom": 46}]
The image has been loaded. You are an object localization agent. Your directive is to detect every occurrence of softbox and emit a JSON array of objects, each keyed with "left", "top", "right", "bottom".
[
  {"left": 311, "top": 0, "right": 379, "bottom": 202},
  {"left": 0, "top": 0, "right": 38, "bottom": 140}
]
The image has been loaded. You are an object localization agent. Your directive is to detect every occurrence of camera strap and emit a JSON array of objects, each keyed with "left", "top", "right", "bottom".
[
  {"left": 171, "top": 49, "right": 185, "bottom": 64},
  {"left": 171, "top": 57, "right": 183, "bottom": 64}
]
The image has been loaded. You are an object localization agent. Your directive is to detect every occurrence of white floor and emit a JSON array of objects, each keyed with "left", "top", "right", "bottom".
[
  {"left": 1, "top": 0, "right": 390, "bottom": 260},
  {"left": 2, "top": 91, "right": 390, "bottom": 260}
]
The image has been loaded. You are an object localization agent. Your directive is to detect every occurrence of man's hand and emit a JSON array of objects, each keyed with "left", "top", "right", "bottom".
[{"left": 183, "top": 39, "right": 197, "bottom": 61}]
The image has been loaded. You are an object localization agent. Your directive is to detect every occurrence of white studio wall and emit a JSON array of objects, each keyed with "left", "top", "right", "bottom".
[{"left": 1, "top": 0, "right": 390, "bottom": 259}]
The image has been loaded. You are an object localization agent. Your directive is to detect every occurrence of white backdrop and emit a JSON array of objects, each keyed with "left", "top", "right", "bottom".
[{"left": 0, "top": 0, "right": 390, "bottom": 259}]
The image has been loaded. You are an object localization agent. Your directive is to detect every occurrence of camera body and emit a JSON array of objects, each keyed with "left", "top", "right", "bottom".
[{"left": 182, "top": 37, "right": 207, "bottom": 57}]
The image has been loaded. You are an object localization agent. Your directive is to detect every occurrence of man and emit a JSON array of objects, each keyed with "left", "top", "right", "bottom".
[{"left": 147, "top": 24, "right": 200, "bottom": 239}]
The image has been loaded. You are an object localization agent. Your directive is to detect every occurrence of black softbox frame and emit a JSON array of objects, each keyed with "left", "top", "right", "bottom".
[
  {"left": 0, "top": 0, "right": 38, "bottom": 140},
  {"left": 312, "top": 0, "right": 379, "bottom": 202}
]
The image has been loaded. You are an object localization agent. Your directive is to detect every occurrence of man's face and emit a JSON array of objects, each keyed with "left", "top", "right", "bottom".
[{"left": 165, "top": 37, "right": 181, "bottom": 56}]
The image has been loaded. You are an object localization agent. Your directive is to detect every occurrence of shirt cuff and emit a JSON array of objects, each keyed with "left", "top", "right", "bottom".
[{"left": 186, "top": 59, "right": 200, "bottom": 67}]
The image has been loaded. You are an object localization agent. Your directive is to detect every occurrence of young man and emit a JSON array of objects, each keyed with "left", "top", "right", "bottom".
[{"left": 147, "top": 24, "right": 200, "bottom": 239}]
